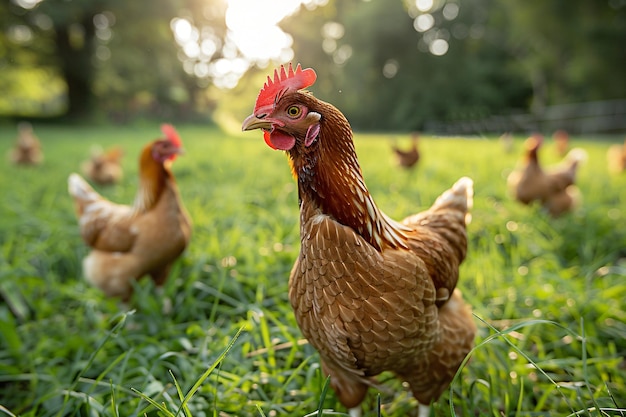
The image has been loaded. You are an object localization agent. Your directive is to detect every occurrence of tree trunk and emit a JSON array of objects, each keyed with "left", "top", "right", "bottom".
[{"left": 54, "top": 15, "right": 96, "bottom": 119}]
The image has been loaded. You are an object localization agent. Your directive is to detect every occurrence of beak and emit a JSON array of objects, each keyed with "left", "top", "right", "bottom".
[
  {"left": 166, "top": 147, "right": 185, "bottom": 162},
  {"left": 242, "top": 113, "right": 272, "bottom": 131}
]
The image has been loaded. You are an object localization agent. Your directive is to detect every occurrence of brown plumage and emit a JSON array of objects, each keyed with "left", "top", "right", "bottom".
[
  {"left": 242, "top": 64, "right": 475, "bottom": 416},
  {"left": 9, "top": 122, "right": 43, "bottom": 165},
  {"left": 507, "top": 134, "right": 586, "bottom": 217},
  {"left": 81, "top": 146, "right": 124, "bottom": 185},
  {"left": 68, "top": 125, "right": 192, "bottom": 300},
  {"left": 607, "top": 139, "right": 626, "bottom": 174},
  {"left": 392, "top": 133, "right": 420, "bottom": 169}
]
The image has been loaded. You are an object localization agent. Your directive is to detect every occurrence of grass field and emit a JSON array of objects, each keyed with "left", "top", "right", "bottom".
[{"left": 0, "top": 123, "right": 625, "bottom": 417}]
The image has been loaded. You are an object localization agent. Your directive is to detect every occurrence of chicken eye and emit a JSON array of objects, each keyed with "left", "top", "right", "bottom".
[{"left": 286, "top": 105, "right": 302, "bottom": 118}]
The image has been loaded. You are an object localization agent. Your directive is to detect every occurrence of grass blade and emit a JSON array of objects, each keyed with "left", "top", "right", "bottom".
[{"left": 174, "top": 325, "right": 245, "bottom": 417}]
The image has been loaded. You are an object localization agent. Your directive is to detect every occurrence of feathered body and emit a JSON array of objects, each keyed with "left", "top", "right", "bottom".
[
  {"left": 81, "top": 146, "right": 124, "bottom": 185},
  {"left": 242, "top": 64, "right": 475, "bottom": 415},
  {"left": 68, "top": 125, "right": 191, "bottom": 299},
  {"left": 392, "top": 133, "right": 420, "bottom": 169},
  {"left": 10, "top": 122, "right": 43, "bottom": 165},
  {"left": 507, "top": 134, "right": 586, "bottom": 217}
]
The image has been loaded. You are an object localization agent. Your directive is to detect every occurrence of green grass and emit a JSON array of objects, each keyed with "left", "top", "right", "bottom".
[{"left": 0, "top": 123, "right": 625, "bottom": 417}]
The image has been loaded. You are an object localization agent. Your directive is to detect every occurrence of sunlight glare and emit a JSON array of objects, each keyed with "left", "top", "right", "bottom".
[
  {"left": 172, "top": 0, "right": 323, "bottom": 88},
  {"left": 413, "top": 14, "right": 434, "bottom": 32},
  {"left": 415, "top": 0, "right": 433, "bottom": 12},
  {"left": 382, "top": 60, "right": 399, "bottom": 79},
  {"left": 13, "top": 0, "right": 44, "bottom": 9},
  {"left": 7, "top": 25, "right": 33, "bottom": 43},
  {"left": 429, "top": 38, "right": 449, "bottom": 56},
  {"left": 172, "top": 18, "right": 195, "bottom": 43},
  {"left": 225, "top": 0, "right": 301, "bottom": 62},
  {"left": 322, "top": 21, "right": 345, "bottom": 39},
  {"left": 442, "top": 3, "right": 460, "bottom": 20}
]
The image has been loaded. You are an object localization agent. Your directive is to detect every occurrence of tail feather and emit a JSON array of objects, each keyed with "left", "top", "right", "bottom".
[
  {"left": 547, "top": 148, "right": 587, "bottom": 190},
  {"left": 564, "top": 148, "right": 587, "bottom": 176},
  {"left": 68, "top": 173, "right": 102, "bottom": 215},
  {"left": 565, "top": 148, "right": 588, "bottom": 165},
  {"left": 431, "top": 177, "right": 474, "bottom": 224},
  {"left": 401, "top": 176, "right": 474, "bottom": 229}
]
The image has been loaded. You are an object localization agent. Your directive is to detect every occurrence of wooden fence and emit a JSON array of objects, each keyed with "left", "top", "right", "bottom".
[{"left": 425, "top": 99, "right": 626, "bottom": 135}]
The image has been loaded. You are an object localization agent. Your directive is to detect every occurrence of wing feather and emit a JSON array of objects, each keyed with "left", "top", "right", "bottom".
[
  {"left": 68, "top": 173, "right": 138, "bottom": 252},
  {"left": 290, "top": 212, "right": 439, "bottom": 379},
  {"left": 82, "top": 202, "right": 137, "bottom": 252}
]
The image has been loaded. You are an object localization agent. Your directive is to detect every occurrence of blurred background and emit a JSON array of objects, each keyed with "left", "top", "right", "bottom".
[{"left": 1, "top": 0, "right": 625, "bottom": 134}]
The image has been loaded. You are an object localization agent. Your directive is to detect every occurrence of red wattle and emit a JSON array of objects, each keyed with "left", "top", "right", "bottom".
[
  {"left": 264, "top": 131, "right": 277, "bottom": 149},
  {"left": 266, "top": 130, "right": 296, "bottom": 151}
]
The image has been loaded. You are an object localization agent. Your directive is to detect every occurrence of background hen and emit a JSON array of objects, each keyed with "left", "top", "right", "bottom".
[
  {"left": 68, "top": 124, "right": 192, "bottom": 300},
  {"left": 81, "top": 146, "right": 124, "bottom": 185},
  {"left": 242, "top": 64, "right": 475, "bottom": 417},
  {"left": 552, "top": 129, "right": 570, "bottom": 157},
  {"left": 507, "top": 134, "right": 586, "bottom": 217},
  {"left": 9, "top": 121, "right": 44, "bottom": 165},
  {"left": 391, "top": 132, "right": 420, "bottom": 169}
]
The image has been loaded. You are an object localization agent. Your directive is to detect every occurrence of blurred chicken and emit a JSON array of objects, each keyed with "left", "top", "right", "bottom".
[
  {"left": 507, "top": 134, "right": 586, "bottom": 216},
  {"left": 9, "top": 122, "right": 43, "bottom": 165},
  {"left": 68, "top": 124, "right": 192, "bottom": 300},
  {"left": 81, "top": 146, "right": 124, "bottom": 185},
  {"left": 499, "top": 132, "right": 514, "bottom": 153},
  {"left": 242, "top": 64, "right": 475, "bottom": 417},
  {"left": 543, "top": 185, "right": 581, "bottom": 218},
  {"left": 552, "top": 129, "right": 569, "bottom": 157},
  {"left": 607, "top": 139, "right": 626, "bottom": 174},
  {"left": 392, "top": 132, "right": 420, "bottom": 169}
]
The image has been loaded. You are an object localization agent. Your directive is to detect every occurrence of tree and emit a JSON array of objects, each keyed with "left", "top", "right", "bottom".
[
  {"left": 2, "top": 0, "right": 231, "bottom": 121},
  {"left": 499, "top": 1, "right": 626, "bottom": 112},
  {"left": 4, "top": 0, "right": 625, "bottom": 125},
  {"left": 281, "top": 0, "right": 625, "bottom": 131},
  {"left": 284, "top": 0, "right": 532, "bottom": 131}
]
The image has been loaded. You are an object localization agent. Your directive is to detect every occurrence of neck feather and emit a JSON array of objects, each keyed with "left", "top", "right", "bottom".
[
  {"left": 291, "top": 103, "right": 408, "bottom": 251},
  {"left": 133, "top": 143, "right": 169, "bottom": 213}
]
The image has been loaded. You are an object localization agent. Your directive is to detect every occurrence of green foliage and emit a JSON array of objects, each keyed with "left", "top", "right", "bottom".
[
  {"left": 0, "top": 67, "right": 66, "bottom": 117},
  {"left": 282, "top": 0, "right": 626, "bottom": 130},
  {"left": 0, "top": 124, "right": 625, "bottom": 416},
  {"left": 0, "top": 0, "right": 223, "bottom": 120},
  {"left": 4, "top": 0, "right": 626, "bottom": 124},
  {"left": 284, "top": 0, "right": 534, "bottom": 130},
  {"left": 499, "top": 0, "right": 626, "bottom": 108}
]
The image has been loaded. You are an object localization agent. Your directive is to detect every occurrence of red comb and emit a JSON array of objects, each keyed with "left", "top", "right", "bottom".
[
  {"left": 160, "top": 123, "right": 182, "bottom": 147},
  {"left": 254, "top": 63, "right": 317, "bottom": 113}
]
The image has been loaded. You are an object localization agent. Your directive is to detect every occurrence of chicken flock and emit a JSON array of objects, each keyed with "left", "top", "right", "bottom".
[
  {"left": 507, "top": 134, "right": 587, "bottom": 217},
  {"left": 8, "top": 62, "right": 622, "bottom": 415}
]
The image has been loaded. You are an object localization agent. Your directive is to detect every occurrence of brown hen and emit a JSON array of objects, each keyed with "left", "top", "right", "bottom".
[
  {"left": 81, "top": 146, "right": 124, "bottom": 185},
  {"left": 68, "top": 124, "right": 192, "bottom": 300},
  {"left": 507, "top": 134, "right": 586, "bottom": 217},
  {"left": 552, "top": 129, "right": 569, "bottom": 157},
  {"left": 242, "top": 64, "right": 475, "bottom": 417},
  {"left": 392, "top": 132, "right": 420, "bottom": 169},
  {"left": 9, "top": 122, "right": 43, "bottom": 165}
]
